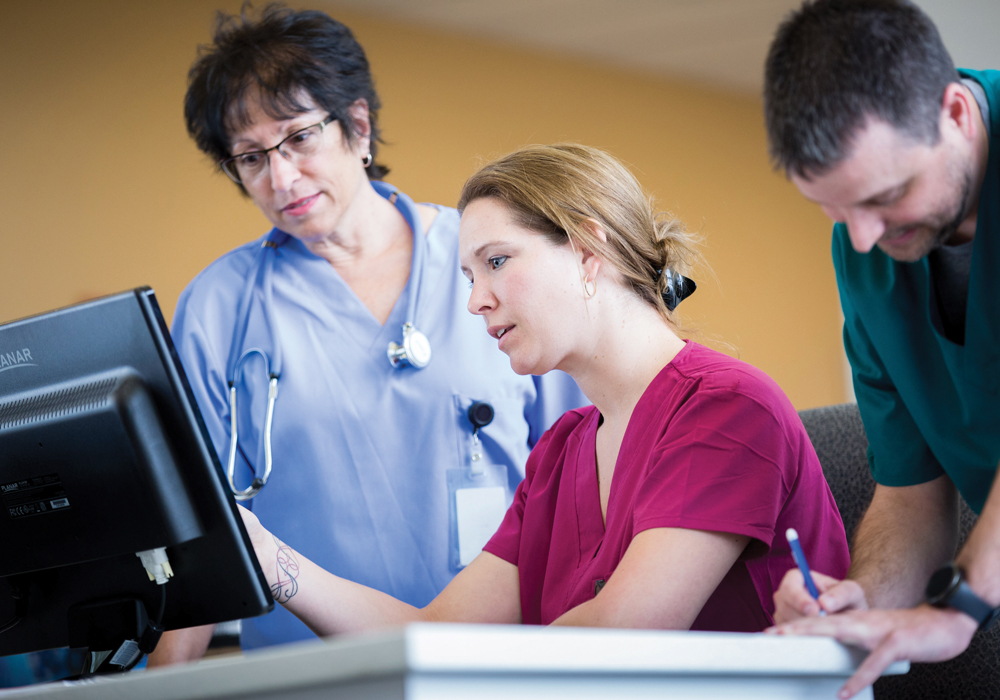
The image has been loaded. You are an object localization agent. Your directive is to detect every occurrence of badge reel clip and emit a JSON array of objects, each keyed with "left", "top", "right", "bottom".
[
  {"left": 446, "top": 401, "right": 510, "bottom": 570},
  {"left": 468, "top": 401, "right": 493, "bottom": 474}
]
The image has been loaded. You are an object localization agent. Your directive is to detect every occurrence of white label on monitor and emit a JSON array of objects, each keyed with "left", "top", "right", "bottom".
[
  {"left": 110, "top": 639, "right": 141, "bottom": 667},
  {"left": 1, "top": 473, "right": 70, "bottom": 519}
]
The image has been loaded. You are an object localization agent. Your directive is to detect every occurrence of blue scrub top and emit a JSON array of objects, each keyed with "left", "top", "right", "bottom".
[{"left": 171, "top": 183, "right": 586, "bottom": 649}]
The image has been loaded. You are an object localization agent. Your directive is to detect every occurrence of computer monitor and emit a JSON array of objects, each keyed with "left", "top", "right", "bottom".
[{"left": 0, "top": 288, "right": 272, "bottom": 668}]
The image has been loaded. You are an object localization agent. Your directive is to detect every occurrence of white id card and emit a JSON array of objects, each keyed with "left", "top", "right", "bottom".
[
  {"left": 447, "top": 464, "right": 509, "bottom": 569},
  {"left": 455, "top": 486, "right": 507, "bottom": 566}
]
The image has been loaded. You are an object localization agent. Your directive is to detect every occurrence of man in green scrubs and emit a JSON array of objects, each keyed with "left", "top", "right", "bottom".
[{"left": 762, "top": 0, "right": 999, "bottom": 696}]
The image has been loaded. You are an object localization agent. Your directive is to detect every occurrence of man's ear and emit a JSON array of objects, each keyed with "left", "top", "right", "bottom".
[
  {"left": 941, "top": 82, "right": 979, "bottom": 142},
  {"left": 347, "top": 98, "right": 372, "bottom": 153}
]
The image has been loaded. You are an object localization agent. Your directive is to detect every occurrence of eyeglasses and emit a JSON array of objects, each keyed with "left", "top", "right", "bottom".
[{"left": 220, "top": 115, "right": 335, "bottom": 185}]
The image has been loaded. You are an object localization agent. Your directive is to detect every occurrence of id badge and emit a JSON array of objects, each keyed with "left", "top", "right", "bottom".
[{"left": 447, "top": 464, "right": 509, "bottom": 569}]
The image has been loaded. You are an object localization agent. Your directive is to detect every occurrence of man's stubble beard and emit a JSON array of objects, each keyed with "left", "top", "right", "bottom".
[{"left": 877, "top": 164, "right": 973, "bottom": 263}]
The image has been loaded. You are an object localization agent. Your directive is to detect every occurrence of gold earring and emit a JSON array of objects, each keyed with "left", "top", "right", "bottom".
[{"left": 584, "top": 278, "right": 596, "bottom": 298}]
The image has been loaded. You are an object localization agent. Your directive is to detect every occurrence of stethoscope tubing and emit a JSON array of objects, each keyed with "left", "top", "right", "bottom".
[
  {"left": 227, "top": 350, "right": 277, "bottom": 501},
  {"left": 381, "top": 184, "right": 426, "bottom": 330},
  {"left": 223, "top": 183, "right": 426, "bottom": 500},
  {"left": 226, "top": 241, "right": 283, "bottom": 500}
]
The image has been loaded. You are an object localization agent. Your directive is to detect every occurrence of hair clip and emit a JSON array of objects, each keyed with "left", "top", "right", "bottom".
[{"left": 659, "top": 269, "right": 697, "bottom": 312}]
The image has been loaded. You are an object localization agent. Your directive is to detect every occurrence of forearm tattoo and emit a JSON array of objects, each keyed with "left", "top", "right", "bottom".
[{"left": 271, "top": 535, "right": 300, "bottom": 604}]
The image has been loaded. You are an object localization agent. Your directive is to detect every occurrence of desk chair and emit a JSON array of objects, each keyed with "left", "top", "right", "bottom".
[{"left": 798, "top": 403, "right": 1000, "bottom": 700}]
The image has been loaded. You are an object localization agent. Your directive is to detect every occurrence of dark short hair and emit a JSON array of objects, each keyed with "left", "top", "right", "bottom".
[
  {"left": 764, "top": 0, "right": 959, "bottom": 178},
  {"left": 185, "top": 2, "right": 388, "bottom": 189}
]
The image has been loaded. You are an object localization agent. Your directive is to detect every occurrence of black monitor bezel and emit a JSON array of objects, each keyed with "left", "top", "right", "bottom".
[{"left": 0, "top": 288, "right": 273, "bottom": 657}]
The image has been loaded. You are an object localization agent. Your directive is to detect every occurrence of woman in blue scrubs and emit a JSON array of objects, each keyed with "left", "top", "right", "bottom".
[{"left": 150, "top": 5, "right": 584, "bottom": 662}]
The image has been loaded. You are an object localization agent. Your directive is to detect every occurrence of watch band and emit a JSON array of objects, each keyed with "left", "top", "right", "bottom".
[{"left": 926, "top": 564, "right": 1000, "bottom": 631}]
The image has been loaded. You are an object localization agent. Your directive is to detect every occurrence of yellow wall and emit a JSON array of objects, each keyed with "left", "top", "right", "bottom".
[{"left": 0, "top": 1, "right": 844, "bottom": 409}]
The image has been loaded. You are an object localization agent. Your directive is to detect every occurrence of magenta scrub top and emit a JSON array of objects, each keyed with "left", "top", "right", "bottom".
[{"left": 483, "top": 341, "right": 849, "bottom": 630}]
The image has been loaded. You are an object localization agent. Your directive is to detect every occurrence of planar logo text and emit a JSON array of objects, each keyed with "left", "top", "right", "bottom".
[{"left": 0, "top": 348, "right": 36, "bottom": 373}]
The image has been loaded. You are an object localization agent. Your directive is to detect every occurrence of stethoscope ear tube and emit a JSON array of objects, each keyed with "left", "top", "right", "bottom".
[
  {"left": 226, "top": 238, "right": 283, "bottom": 501},
  {"left": 379, "top": 185, "right": 432, "bottom": 370},
  {"left": 223, "top": 185, "right": 426, "bottom": 501},
  {"left": 227, "top": 363, "right": 278, "bottom": 502}
]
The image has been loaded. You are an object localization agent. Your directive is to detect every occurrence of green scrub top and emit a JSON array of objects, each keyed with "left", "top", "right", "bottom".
[{"left": 834, "top": 68, "right": 1000, "bottom": 514}]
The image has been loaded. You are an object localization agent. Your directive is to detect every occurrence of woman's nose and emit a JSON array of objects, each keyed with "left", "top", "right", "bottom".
[
  {"left": 467, "top": 281, "right": 495, "bottom": 316},
  {"left": 268, "top": 150, "right": 301, "bottom": 192}
]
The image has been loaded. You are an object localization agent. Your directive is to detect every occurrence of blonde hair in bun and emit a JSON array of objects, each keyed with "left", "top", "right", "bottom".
[{"left": 458, "top": 143, "right": 703, "bottom": 326}]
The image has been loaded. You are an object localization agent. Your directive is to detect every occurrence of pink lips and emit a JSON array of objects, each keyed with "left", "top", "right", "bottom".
[
  {"left": 282, "top": 194, "right": 319, "bottom": 217},
  {"left": 498, "top": 328, "right": 513, "bottom": 352},
  {"left": 487, "top": 324, "right": 515, "bottom": 351},
  {"left": 882, "top": 227, "right": 917, "bottom": 246}
]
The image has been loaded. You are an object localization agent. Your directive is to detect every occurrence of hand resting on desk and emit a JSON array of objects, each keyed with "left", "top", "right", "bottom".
[{"left": 767, "top": 603, "right": 976, "bottom": 699}]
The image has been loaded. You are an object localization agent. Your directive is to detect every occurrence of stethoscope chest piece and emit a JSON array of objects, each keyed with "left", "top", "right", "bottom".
[{"left": 387, "top": 322, "right": 432, "bottom": 369}]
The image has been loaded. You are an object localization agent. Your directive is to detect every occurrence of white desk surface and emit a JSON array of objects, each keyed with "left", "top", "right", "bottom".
[{"left": 1, "top": 624, "right": 908, "bottom": 700}]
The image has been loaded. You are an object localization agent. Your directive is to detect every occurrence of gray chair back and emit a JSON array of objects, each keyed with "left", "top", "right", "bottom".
[{"left": 798, "top": 403, "right": 1000, "bottom": 700}]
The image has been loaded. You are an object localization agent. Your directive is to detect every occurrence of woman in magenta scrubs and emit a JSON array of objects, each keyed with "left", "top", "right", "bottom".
[{"left": 239, "top": 143, "right": 849, "bottom": 633}]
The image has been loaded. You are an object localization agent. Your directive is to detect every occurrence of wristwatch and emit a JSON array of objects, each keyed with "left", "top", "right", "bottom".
[{"left": 925, "top": 563, "right": 1000, "bottom": 631}]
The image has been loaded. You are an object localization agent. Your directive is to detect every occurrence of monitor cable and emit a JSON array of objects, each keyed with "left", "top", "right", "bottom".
[
  {"left": 119, "top": 583, "right": 166, "bottom": 672},
  {"left": 72, "top": 551, "right": 171, "bottom": 676}
]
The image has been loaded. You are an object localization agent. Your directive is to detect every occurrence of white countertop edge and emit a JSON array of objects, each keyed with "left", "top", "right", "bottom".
[
  {"left": 0, "top": 623, "right": 909, "bottom": 699},
  {"left": 402, "top": 624, "right": 910, "bottom": 676},
  {"left": 0, "top": 632, "right": 406, "bottom": 700}
]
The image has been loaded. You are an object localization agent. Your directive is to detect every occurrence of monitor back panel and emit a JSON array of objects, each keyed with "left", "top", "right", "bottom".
[{"left": 0, "top": 289, "right": 273, "bottom": 656}]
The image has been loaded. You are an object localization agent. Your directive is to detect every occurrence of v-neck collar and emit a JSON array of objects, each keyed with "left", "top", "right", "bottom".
[
  {"left": 919, "top": 112, "right": 999, "bottom": 387},
  {"left": 575, "top": 341, "right": 694, "bottom": 554},
  {"left": 267, "top": 182, "right": 434, "bottom": 355},
  {"left": 576, "top": 408, "right": 607, "bottom": 556},
  {"left": 274, "top": 234, "right": 408, "bottom": 352}
]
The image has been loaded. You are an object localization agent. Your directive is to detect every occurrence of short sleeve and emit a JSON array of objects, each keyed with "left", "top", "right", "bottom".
[
  {"left": 632, "top": 385, "right": 794, "bottom": 551},
  {"left": 482, "top": 415, "right": 568, "bottom": 565},
  {"left": 833, "top": 224, "right": 944, "bottom": 487},
  {"left": 171, "top": 288, "right": 248, "bottom": 490},
  {"left": 482, "top": 465, "right": 530, "bottom": 566}
]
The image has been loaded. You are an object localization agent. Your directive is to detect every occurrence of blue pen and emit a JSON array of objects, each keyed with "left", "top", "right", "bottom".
[{"left": 786, "top": 528, "right": 826, "bottom": 615}]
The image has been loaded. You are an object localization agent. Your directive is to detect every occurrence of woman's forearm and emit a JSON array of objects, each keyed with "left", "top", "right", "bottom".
[
  {"left": 245, "top": 511, "right": 427, "bottom": 636},
  {"left": 551, "top": 528, "right": 748, "bottom": 630}
]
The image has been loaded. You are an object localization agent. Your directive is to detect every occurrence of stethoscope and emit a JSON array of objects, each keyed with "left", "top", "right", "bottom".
[{"left": 224, "top": 182, "right": 432, "bottom": 501}]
